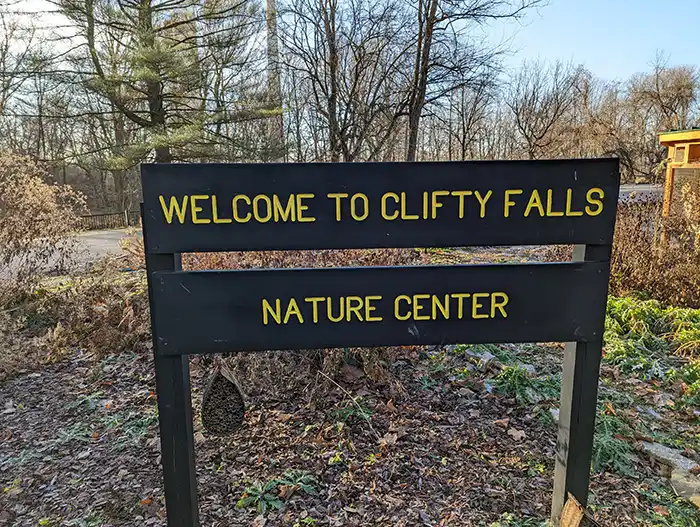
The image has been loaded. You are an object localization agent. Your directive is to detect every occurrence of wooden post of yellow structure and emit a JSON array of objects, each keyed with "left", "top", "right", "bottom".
[{"left": 658, "top": 128, "right": 700, "bottom": 251}]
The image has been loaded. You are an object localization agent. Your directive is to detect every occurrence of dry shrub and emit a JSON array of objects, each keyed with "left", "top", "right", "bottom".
[
  {"left": 0, "top": 152, "right": 86, "bottom": 282},
  {"left": 44, "top": 268, "right": 150, "bottom": 358},
  {"left": 182, "top": 247, "right": 426, "bottom": 271},
  {"left": 610, "top": 203, "right": 700, "bottom": 307},
  {"left": 0, "top": 263, "right": 150, "bottom": 380},
  {"left": 545, "top": 202, "right": 700, "bottom": 307}
]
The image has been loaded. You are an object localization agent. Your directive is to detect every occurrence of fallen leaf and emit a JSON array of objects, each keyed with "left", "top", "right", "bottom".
[
  {"left": 469, "top": 409, "right": 480, "bottom": 418},
  {"left": 379, "top": 432, "right": 398, "bottom": 449},
  {"left": 603, "top": 402, "right": 616, "bottom": 415},
  {"left": 279, "top": 484, "right": 295, "bottom": 500},
  {"left": 653, "top": 505, "right": 668, "bottom": 516},
  {"left": 494, "top": 418, "right": 510, "bottom": 428},
  {"left": 386, "top": 399, "right": 398, "bottom": 413},
  {"left": 140, "top": 497, "right": 153, "bottom": 505},
  {"left": 507, "top": 427, "right": 526, "bottom": 441}
]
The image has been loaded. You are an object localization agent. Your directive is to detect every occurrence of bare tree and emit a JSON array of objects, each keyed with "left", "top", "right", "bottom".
[{"left": 506, "top": 59, "right": 581, "bottom": 159}]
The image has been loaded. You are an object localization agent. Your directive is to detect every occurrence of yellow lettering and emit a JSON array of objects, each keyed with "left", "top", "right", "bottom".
[
  {"left": 565, "top": 188, "right": 584, "bottom": 217},
  {"left": 232, "top": 195, "right": 252, "bottom": 223},
  {"left": 350, "top": 194, "right": 369, "bottom": 221},
  {"left": 395, "top": 295, "right": 411, "bottom": 320},
  {"left": 262, "top": 298, "right": 281, "bottom": 325},
  {"left": 327, "top": 297, "right": 345, "bottom": 322},
  {"left": 253, "top": 195, "right": 272, "bottom": 223},
  {"left": 474, "top": 190, "right": 492, "bottom": 218},
  {"left": 296, "top": 193, "right": 316, "bottom": 222},
  {"left": 327, "top": 192, "right": 348, "bottom": 221},
  {"left": 450, "top": 293, "right": 470, "bottom": 319},
  {"left": 432, "top": 294, "right": 450, "bottom": 320},
  {"left": 365, "top": 295, "right": 383, "bottom": 322},
  {"left": 423, "top": 191, "right": 429, "bottom": 219},
  {"left": 211, "top": 195, "right": 232, "bottom": 224},
  {"left": 431, "top": 190, "right": 450, "bottom": 219},
  {"left": 491, "top": 292, "right": 509, "bottom": 318},
  {"left": 273, "top": 194, "right": 296, "bottom": 222},
  {"left": 451, "top": 190, "right": 472, "bottom": 219},
  {"left": 305, "top": 297, "right": 325, "bottom": 323},
  {"left": 381, "top": 193, "right": 399, "bottom": 220},
  {"left": 546, "top": 189, "right": 564, "bottom": 217},
  {"left": 401, "top": 192, "right": 419, "bottom": 220},
  {"left": 190, "top": 195, "right": 211, "bottom": 224},
  {"left": 585, "top": 188, "right": 604, "bottom": 216},
  {"left": 159, "top": 195, "right": 189, "bottom": 224},
  {"left": 413, "top": 294, "right": 431, "bottom": 321},
  {"left": 346, "top": 296, "right": 364, "bottom": 321},
  {"left": 524, "top": 190, "right": 545, "bottom": 217},
  {"left": 472, "top": 293, "right": 489, "bottom": 319},
  {"left": 504, "top": 189, "right": 523, "bottom": 218},
  {"left": 283, "top": 298, "right": 304, "bottom": 324}
]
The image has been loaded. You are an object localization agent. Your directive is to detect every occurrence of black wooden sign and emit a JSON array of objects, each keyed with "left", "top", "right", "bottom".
[
  {"left": 141, "top": 159, "right": 620, "bottom": 527},
  {"left": 152, "top": 263, "right": 610, "bottom": 354},
  {"left": 141, "top": 159, "right": 619, "bottom": 252}
]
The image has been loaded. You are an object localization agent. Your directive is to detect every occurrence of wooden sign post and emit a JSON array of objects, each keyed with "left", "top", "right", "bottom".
[{"left": 140, "top": 159, "right": 620, "bottom": 527}]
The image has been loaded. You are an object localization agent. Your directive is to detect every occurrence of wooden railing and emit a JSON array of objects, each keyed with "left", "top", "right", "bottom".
[{"left": 81, "top": 210, "right": 141, "bottom": 231}]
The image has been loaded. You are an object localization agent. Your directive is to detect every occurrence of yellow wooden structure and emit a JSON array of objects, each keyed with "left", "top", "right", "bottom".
[{"left": 658, "top": 128, "right": 700, "bottom": 216}]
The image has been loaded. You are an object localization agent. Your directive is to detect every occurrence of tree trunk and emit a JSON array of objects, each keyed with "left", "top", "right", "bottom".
[
  {"left": 139, "top": 0, "right": 170, "bottom": 163},
  {"left": 321, "top": 0, "right": 341, "bottom": 162},
  {"left": 405, "top": 0, "right": 438, "bottom": 162},
  {"left": 266, "top": 0, "right": 285, "bottom": 161}
]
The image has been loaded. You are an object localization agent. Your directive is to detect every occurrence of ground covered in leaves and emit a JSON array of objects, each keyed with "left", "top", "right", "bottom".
[
  {"left": 1, "top": 339, "right": 698, "bottom": 526},
  {"left": 1, "top": 248, "right": 699, "bottom": 526}
]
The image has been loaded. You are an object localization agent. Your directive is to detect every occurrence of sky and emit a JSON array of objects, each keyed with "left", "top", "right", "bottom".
[
  {"left": 11, "top": 0, "right": 700, "bottom": 82},
  {"left": 493, "top": 0, "right": 699, "bottom": 81}
]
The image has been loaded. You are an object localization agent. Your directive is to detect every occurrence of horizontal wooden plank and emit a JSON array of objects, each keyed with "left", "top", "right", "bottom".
[
  {"left": 141, "top": 159, "right": 620, "bottom": 253},
  {"left": 151, "top": 262, "right": 610, "bottom": 355}
]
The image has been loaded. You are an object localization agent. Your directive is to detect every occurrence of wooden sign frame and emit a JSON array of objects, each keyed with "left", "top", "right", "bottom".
[{"left": 140, "top": 159, "right": 620, "bottom": 527}]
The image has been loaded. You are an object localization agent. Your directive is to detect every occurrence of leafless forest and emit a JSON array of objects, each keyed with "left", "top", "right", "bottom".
[{"left": 1, "top": 0, "right": 698, "bottom": 212}]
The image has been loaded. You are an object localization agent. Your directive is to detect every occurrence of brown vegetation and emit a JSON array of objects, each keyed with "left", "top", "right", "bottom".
[
  {"left": 0, "top": 152, "right": 86, "bottom": 282},
  {"left": 547, "top": 203, "right": 700, "bottom": 308}
]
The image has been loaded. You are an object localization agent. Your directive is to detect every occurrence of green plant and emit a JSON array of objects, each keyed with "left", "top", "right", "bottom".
[
  {"left": 638, "top": 483, "right": 700, "bottom": 527},
  {"left": 603, "top": 296, "right": 700, "bottom": 379},
  {"left": 236, "top": 470, "right": 319, "bottom": 515},
  {"left": 294, "top": 518, "right": 319, "bottom": 526},
  {"left": 236, "top": 480, "right": 284, "bottom": 515},
  {"left": 277, "top": 470, "right": 319, "bottom": 497},
  {"left": 331, "top": 398, "right": 374, "bottom": 423},
  {"left": 493, "top": 367, "right": 560, "bottom": 405},
  {"left": 66, "top": 392, "right": 104, "bottom": 411},
  {"left": 592, "top": 413, "right": 635, "bottom": 475},
  {"left": 418, "top": 374, "right": 438, "bottom": 390}
]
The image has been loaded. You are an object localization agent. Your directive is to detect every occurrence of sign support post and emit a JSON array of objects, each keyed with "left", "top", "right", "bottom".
[
  {"left": 551, "top": 244, "right": 611, "bottom": 524},
  {"left": 143, "top": 203, "right": 200, "bottom": 527}
]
